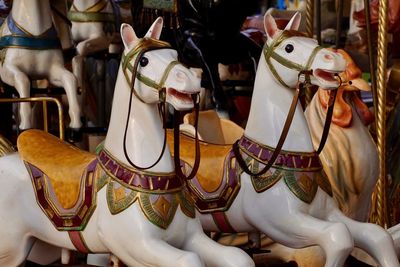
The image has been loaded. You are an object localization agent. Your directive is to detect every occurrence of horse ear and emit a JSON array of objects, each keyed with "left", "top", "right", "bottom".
[
  {"left": 120, "top": 23, "right": 138, "bottom": 50},
  {"left": 284, "top": 12, "right": 301, "bottom": 31},
  {"left": 145, "top": 17, "right": 164, "bottom": 39},
  {"left": 264, "top": 13, "right": 279, "bottom": 39}
]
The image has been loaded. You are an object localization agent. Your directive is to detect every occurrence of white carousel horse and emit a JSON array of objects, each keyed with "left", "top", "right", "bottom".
[
  {"left": 257, "top": 48, "right": 380, "bottom": 267},
  {"left": 0, "top": 18, "right": 254, "bottom": 267},
  {"left": 305, "top": 48, "right": 377, "bottom": 221},
  {"left": 0, "top": 0, "right": 81, "bottom": 133},
  {"left": 68, "top": 0, "right": 118, "bottom": 56},
  {"left": 168, "top": 12, "right": 399, "bottom": 267}
]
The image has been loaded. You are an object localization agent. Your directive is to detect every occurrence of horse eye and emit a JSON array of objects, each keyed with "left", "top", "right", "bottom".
[
  {"left": 285, "top": 44, "right": 294, "bottom": 53},
  {"left": 140, "top": 57, "right": 149, "bottom": 67}
]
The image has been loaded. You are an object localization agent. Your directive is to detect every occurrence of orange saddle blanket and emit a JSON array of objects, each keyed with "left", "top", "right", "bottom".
[
  {"left": 18, "top": 130, "right": 98, "bottom": 230},
  {"left": 167, "top": 130, "right": 241, "bottom": 212}
]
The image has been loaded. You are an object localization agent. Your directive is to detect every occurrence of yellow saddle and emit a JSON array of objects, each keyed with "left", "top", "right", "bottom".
[
  {"left": 18, "top": 130, "right": 96, "bottom": 209},
  {"left": 167, "top": 130, "right": 231, "bottom": 193}
]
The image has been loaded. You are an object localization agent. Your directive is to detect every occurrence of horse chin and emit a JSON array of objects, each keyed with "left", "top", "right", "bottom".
[
  {"left": 312, "top": 68, "right": 342, "bottom": 89},
  {"left": 166, "top": 88, "right": 194, "bottom": 111}
]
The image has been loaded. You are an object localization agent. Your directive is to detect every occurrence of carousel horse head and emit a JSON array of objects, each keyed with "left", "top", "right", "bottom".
[
  {"left": 263, "top": 12, "right": 346, "bottom": 89},
  {"left": 120, "top": 17, "right": 201, "bottom": 111}
]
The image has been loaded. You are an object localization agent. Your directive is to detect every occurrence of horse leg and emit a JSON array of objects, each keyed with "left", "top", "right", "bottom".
[
  {"left": 183, "top": 218, "right": 255, "bottom": 267},
  {"left": 0, "top": 65, "right": 32, "bottom": 129},
  {"left": 109, "top": 237, "right": 205, "bottom": 267},
  {"left": 326, "top": 206, "right": 400, "bottom": 267},
  {"left": 72, "top": 55, "right": 84, "bottom": 90},
  {"left": 0, "top": 231, "right": 34, "bottom": 266},
  {"left": 251, "top": 210, "right": 353, "bottom": 267},
  {"left": 76, "top": 36, "right": 111, "bottom": 56},
  {"left": 48, "top": 65, "right": 82, "bottom": 130}
]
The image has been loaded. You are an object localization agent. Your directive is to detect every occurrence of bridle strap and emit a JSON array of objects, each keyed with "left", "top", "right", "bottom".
[
  {"left": 173, "top": 95, "right": 201, "bottom": 180},
  {"left": 233, "top": 77, "right": 305, "bottom": 176},
  {"left": 316, "top": 82, "right": 339, "bottom": 154},
  {"left": 121, "top": 38, "right": 175, "bottom": 170},
  {"left": 264, "top": 30, "right": 323, "bottom": 88}
]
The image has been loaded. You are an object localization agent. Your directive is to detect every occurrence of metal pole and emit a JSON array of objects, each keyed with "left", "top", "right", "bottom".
[
  {"left": 305, "top": 0, "right": 314, "bottom": 106},
  {"left": 316, "top": 0, "right": 321, "bottom": 44},
  {"left": 363, "top": 0, "right": 378, "bottom": 113},
  {"left": 335, "top": 0, "right": 344, "bottom": 48},
  {"left": 0, "top": 97, "right": 65, "bottom": 140},
  {"left": 372, "top": 0, "right": 389, "bottom": 227}
]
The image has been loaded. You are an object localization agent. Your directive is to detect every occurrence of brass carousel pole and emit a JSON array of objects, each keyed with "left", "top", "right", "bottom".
[
  {"left": 372, "top": 0, "right": 389, "bottom": 227},
  {"left": 305, "top": 0, "right": 314, "bottom": 106}
]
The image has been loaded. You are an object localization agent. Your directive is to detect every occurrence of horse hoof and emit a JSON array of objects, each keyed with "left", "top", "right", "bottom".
[{"left": 66, "top": 128, "right": 82, "bottom": 143}]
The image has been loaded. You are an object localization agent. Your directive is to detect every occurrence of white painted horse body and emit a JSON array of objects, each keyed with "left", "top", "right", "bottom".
[
  {"left": 0, "top": 19, "right": 253, "bottom": 267},
  {"left": 185, "top": 13, "right": 399, "bottom": 267},
  {"left": 0, "top": 0, "right": 81, "bottom": 131},
  {"left": 305, "top": 51, "right": 377, "bottom": 221}
]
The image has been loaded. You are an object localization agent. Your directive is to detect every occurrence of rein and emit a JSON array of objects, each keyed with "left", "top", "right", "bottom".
[
  {"left": 173, "top": 95, "right": 201, "bottom": 180},
  {"left": 121, "top": 38, "right": 175, "bottom": 170},
  {"left": 233, "top": 31, "right": 341, "bottom": 176}
]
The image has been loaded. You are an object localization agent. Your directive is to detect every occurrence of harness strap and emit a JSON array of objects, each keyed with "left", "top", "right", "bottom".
[
  {"left": 264, "top": 30, "right": 323, "bottom": 88},
  {"left": 68, "top": 0, "right": 114, "bottom": 23},
  {"left": 212, "top": 212, "right": 236, "bottom": 233},
  {"left": 0, "top": 15, "right": 61, "bottom": 49},
  {"left": 68, "top": 231, "right": 92, "bottom": 253},
  {"left": 233, "top": 79, "right": 305, "bottom": 176}
]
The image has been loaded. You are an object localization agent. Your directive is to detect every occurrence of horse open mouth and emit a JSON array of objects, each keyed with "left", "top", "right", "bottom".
[
  {"left": 313, "top": 69, "right": 341, "bottom": 88},
  {"left": 167, "top": 88, "right": 195, "bottom": 110}
]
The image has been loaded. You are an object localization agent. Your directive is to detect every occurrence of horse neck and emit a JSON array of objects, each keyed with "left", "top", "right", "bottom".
[
  {"left": 104, "top": 66, "right": 174, "bottom": 173},
  {"left": 244, "top": 57, "right": 314, "bottom": 152},
  {"left": 11, "top": 0, "right": 53, "bottom": 35}
]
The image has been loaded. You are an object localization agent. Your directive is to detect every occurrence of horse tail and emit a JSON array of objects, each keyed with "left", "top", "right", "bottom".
[{"left": 0, "top": 134, "right": 14, "bottom": 157}]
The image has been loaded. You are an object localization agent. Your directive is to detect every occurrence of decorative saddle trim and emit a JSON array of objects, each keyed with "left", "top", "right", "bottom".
[
  {"left": 237, "top": 136, "right": 332, "bottom": 203},
  {"left": 26, "top": 159, "right": 98, "bottom": 231},
  {"left": 98, "top": 149, "right": 184, "bottom": 193},
  {"left": 0, "top": 15, "right": 61, "bottom": 50},
  {"left": 238, "top": 136, "right": 323, "bottom": 171},
  {"left": 98, "top": 149, "right": 195, "bottom": 229},
  {"left": 184, "top": 150, "right": 241, "bottom": 213}
]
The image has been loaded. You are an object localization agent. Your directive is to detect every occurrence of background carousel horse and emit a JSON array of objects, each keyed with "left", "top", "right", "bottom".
[
  {"left": 0, "top": 0, "right": 81, "bottom": 138},
  {"left": 0, "top": 18, "right": 254, "bottom": 267},
  {"left": 167, "top": 12, "right": 399, "bottom": 267},
  {"left": 253, "top": 48, "right": 379, "bottom": 267}
]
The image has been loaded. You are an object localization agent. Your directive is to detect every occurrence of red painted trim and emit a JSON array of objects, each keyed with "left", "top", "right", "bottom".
[
  {"left": 212, "top": 212, "right": 236, "bottom": 233},
  {"left": 68, "top": 231, "right": 91, "bottom": 253}
]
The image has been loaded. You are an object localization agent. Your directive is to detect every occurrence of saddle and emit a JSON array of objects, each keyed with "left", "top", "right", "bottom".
[
  {"left": 167, "top": 130, "right": 241, "bottom": 212},
  {"left": 18, "top": 130, "right": 96, "bottom": 210}
]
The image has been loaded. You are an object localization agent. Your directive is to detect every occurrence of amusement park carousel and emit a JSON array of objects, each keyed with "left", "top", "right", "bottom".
[{"left": 1, "top": 0, "right": 400, "bottom": 266}]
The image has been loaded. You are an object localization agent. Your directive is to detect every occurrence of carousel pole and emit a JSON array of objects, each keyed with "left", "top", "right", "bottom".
[
  {"left": 315, "top": 0, "right": 321, "bottom": 44},
  {"left": 372, "top": 0, "right": 389, "bottom": 227},
  {"left": 335, "top": 0, "right": 344, "bottom": 49},
  {"left": 305, "top": 0, "right": 314, "bottom": 105}
]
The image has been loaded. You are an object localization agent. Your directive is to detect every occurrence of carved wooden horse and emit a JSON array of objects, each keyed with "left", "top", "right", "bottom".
[
  {"left": 306, "top": 48, "right": 377, "bottom": 221},
  {"left": 168, "top": 12, "right": 399, "bottom": 267},
  {"left": 0, "top": 18, "right": 253, "bottom": 267},
  {"left": 0, "top": 0, "right": 81, "bottom": 135},
  {"left": 257, "top": 48, "right": 379, "bottom": 267},
  {"left": 68, "top": 0, "right": 120, "bottom": 89}
]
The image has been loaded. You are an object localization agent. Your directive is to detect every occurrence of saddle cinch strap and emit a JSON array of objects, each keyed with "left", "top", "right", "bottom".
[
  {"left": 68, "top": 0, "right": 114, "bottom": 23},
  {"left": 0, "top": 15, "right": 61, "bottom": 49}
]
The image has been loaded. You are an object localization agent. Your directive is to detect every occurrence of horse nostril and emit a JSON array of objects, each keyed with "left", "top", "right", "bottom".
[
  {"left": 324, "top": 54, "right": 333, "bottom": 60},
  {"left": 176, "top": 71, "right": 186, "bottom": 80}
]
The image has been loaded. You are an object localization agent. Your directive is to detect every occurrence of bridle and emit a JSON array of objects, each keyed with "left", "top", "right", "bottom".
[
  {"left": 121, "top": 37, "right": 179, "bottom": 170},
  {"left": 233, "top": 31, "right": 341, "bottom": 177},
  {"left": 264, "top": 30, "right": 323, "bottom": 89},
  {"left": 121, "top": 37, "right": 201, "bottom": 179}
]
